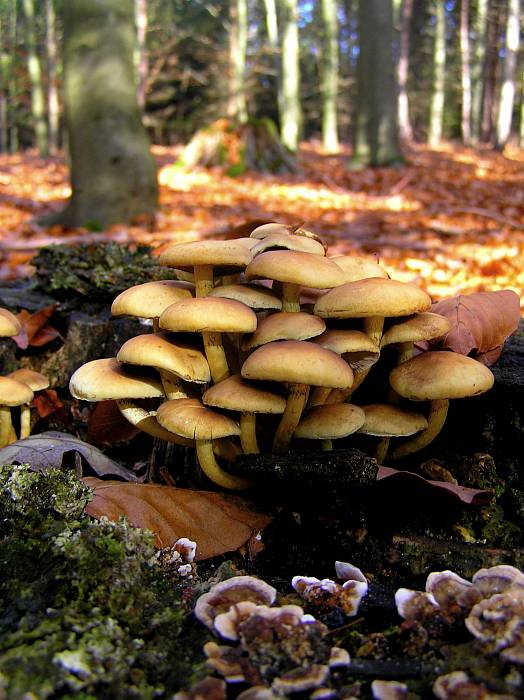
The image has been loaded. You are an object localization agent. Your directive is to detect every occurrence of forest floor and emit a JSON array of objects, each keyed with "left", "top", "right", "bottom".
[{"left": 0, "top": 141, "right": 523, "bottom": 309}]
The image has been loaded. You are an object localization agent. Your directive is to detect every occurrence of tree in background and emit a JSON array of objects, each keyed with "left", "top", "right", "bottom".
[
  {"left": 280, "top": 0, "right": 301, "bottom": 151},
  {"left": 352, "top": 0, "right": 402, "bottom": 167},
  {"left": 228, "top": 0, "right": 248, "bottom": 123},
  {"left": 320, "top": 0, "right": 340, "bottom": 153},
  {"left": 23, "top": 0, "right": 48, "bottom": 156},
  {"left": 481, "top": 0, "right": 502, "bottom": 143},
  {"left": 135, "top": 0, "right": 148, "bottom": 111},
  {"left": 471, "top": 0, "right": 488, "bottom": 142},
  {"left": 460, "top": 0, "right": 472, "bottom": 144},
  {"left": 397, "top": 0, "right": 414, "bottom": 143},
  {"left": 428, "top": 0, "right": 446, "bottom": 146},
  {"left": 496, "top": 0, "right": 520, "bottom": 149},
  {"left": 45, "top": 0, "right": 60, "bottom": 154},
  {"left": 48, "top": 0, "right": 158, "bottom": 228}
]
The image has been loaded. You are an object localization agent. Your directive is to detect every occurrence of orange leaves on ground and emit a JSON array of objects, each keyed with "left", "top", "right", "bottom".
[
  {"left": 86, "top": 400, "right": 140, "bottom": 445},
  {"left": 13, "top": 304, "right": 61, "bottom": 350},
  {"left": 33, "top": 389, "right": 65, "bottom": 419},
  {"left": 430, "top": 290, "right": 521, "bottom": 364},
  {"left": 84, "top": 477, "right": 272, "bottom": 559}
]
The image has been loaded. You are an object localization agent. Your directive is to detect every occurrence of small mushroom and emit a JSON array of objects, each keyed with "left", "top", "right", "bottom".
[
  {"left": 111, "top": 279, "right": 194, "bottom": 331},
  {"left": 241, "top": 311, "right": 326, "bottom": 352},
  {"left": 0, "top": 307, "right": 22, "bottom": 337},
  {"left": 294, "top": 402, "right": 365, "bottom": 451},
  {"left": 358, "top": 403, "right": 428, "bottom": 463},
  {"left": 0, "top": 377, "right": 34, "bottom": 447},
  {"left": 380, "top": 311, "right": 451, "bottom": 364},
  {"left": 7, "top": 368, "right": 49, "bottom": 439}
]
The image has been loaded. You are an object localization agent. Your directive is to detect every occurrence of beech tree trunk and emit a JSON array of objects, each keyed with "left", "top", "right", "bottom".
[
  {"left": 397, "top": 0, "right": 414, "bottom": 142},
  {"left": 352, "top": 0, "right": 402, "bottom": 167},
  {"left": 460, "top": 0, "right": 471, "bottom": 144},
  {"left": 428, "top": 0, "right": 446, "bottom": 146},
  {"left": 46, "top": 0, "right": 60, "bottom": 154},
  {"left": 321, "top": 0, "right": 340, "bottom": 153},
  {"left": 228, "top": 0, "right": 248, "bottom": 124},
  {"left": 49, "top": 0, "right": 158, "bottom": 229},
  {"left": 496, "top": 0, "right": 520, "bottom": 148},
  {"left": 481, "top": 0, "right": 501, "bottom": 143},
  {"left": 471, "top": 0, "right": 488, "bottom": 142},
  {"left": 280, "top": 0, "right": 301, "bottom": 152},
  {"left": 23, "top": 0, "right": 48, "bottom": 156},
  {"left": 135, "top": 0, "right": 148, "bottom": 110}
]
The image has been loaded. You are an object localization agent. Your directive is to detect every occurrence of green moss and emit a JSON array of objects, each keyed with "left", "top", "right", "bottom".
[
  {"left": 32, "top": 242, "right": 174, "bottom": 303},
  {"left": 0, "top": 464, "right": 205, "bottom": 699}
]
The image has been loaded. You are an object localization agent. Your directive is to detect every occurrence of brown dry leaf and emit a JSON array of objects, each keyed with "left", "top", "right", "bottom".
[
  {"left": 83, "top": 477, "right": 272, "bottom": 559},
  {"left": 87, "top": 399, "right": 140, "bottom": 444},
  {"left": 430, "top": 290, "right": 521, "bottom": 364},
  {"left": 377, "top": 466, "right": 492, "bottom": 505},
  {"left": 13, "top": 304, "right": 61, "bottom": 350},
  {"left": 33, "top": 389, "right": 65, "bottom": 419}
]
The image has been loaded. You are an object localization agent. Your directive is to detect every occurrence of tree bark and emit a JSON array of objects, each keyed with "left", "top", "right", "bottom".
[
  {"left": 23, "top": 0, "right": 48, "bottom": 156},
  {"left": 496, "top": 0, "right": 520, "bottom": 148},
  {"left": 8, "top": 0, "right": 18, "bottom": 153},
  {"left": 47, "top": 0, "right": 158, "bottom": 229},
  {"left": 352, "top": 0, "right": 402, "bottom": 167},
  {"left": 134, "top": 0, "right": 148, "bottom": 110},
  {"left": 280, "top": 0, "right": 301, "bottom": 152},
  {"left": 428, "top": 0, "right": 446, "bottom": 146},
  {"left": 520, "top": 70, "right": 524, "bottom": 147},
  {"left": 471, "top": 0, "right": 488, "bottom": 142},
  {"left": 397, "top": 0, "right": 414, "bottom": 142},
  {"left": 321, "top": 0, "right": 340, "bottom": 153},
  {"left": 481, "top": 0, "right": 502, "bottom": 143},
  {"left": 460, "top": 0, "right": 471, "bottom": 144},
  {"left": 46, "top": 0, "right": 60, "bottom": 154},
  {"left": 227, "top": 0, "right": 248, "bottom": 124}
]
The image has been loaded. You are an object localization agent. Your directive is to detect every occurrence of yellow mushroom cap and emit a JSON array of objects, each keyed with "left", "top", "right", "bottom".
[
  {"left": 157, "top": 397, "right": 240, "bottom": 440},
  {"left": 312, "top": 329, "right": 380, "bottom": 373},
  {"left": 159, "top": 297, "right": 257, "bottom": 334},
  {"left": 359, "top": 403, "right": 428, "bottom": 437},
  {"left": 241, "top": 340, "right": 354, "bottom": 388},
  {"left": 389, "top": 351, "right": 494, "bottom": 401},
  {"left": 245, "top": 250, "right": 346, "bottom": 289},
  {"left": 242, "top": 312, "right": 326, "bottom": 351},
  {"left": 203, "top": 374, "right": 286, "bottom": 414},
  {"left": 7, "top": 368, "right": 49, "bottom": 392},
  {"left": 314, "top": 278, "right": 432, "bottom": 319},
  {"left": 159, "top": 239, "right": 253, "bottom": 271},
  {"left": 331, "top": 254, "right": 389, "bottom": 282},
  {"left": 117, "top": 332, "right": 211, "bottom": 383},
  {"left": 251, "top": 233, "right": 325, "bottom": 257},
  {"left": 69, "top": 358, "right": 164, "bottom": 401},
  {"left": 295, "top": 403, "right": 366, "bottom": 440},
  {"left": 381, "top": 312, "right": 451, "bottom": 347},
  {"left": 0, "top": 308, "right": 21, "bottom": 337},
  {"left": 208, "top": 283, "right": 282, "bottom": 310},
  {"left": 0, "top": 376, "right": 34, "bottom": 406},
  {"left": 111, "top": 280, "right": 194, "bottom": 319}
]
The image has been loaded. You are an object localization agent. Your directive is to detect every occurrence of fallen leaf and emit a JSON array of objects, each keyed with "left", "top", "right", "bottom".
[
  {"left": 0, "top": 430, "right": 140, "bottom": 482},
  {"left": 377, "top": 466, "right": 492, "bottom": 505},
  {"left": 33, "top": 389, "right": 65, "bottom": 419},
  {"left": 13, "top": 304, "right": 61, "bottom": 350},
  {"left": 430, "top": 290, "right": 521, "bottom": 364},
  {"left": 83, "top": 477, "right": 272, "bottom": 558},
  {"left": 87, "top": 400, "right": 140, "bottom": 444}
]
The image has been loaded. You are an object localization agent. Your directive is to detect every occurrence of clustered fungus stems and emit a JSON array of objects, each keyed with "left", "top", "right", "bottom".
[
  {"left": 272, "top": 383, "right": 310, "bottom": 454},
  {"left": 116, "top": 399, "right": 194, "bottom": 447},
  {"left": 196, "top": 439, "right": 252, "bottom": 490},
  {"left": 389, "top": 398, "right": 448, "bottom": 460},
  {"left": 281, "top": 283, "right": 301, "bottom": 312},
  {"left": 363, "top": 316, "right": 385, "bottom": 348},
  {"left": 202, "top": 332, "right": 230, "bottom": 384},
  {"left": 240, "top": 413, "right": 259, "bottom": 454},
  {"left": 193, "top": 265, "right": 215, "bottom": 297},
  {"left": 0, "top": 407, "right": 12, "bottom": 448}
]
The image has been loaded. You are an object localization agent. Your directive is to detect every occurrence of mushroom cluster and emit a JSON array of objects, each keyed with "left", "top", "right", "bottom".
[
  {"left": 69, "top": 223, "right": 495, "bottom": 489},
  {"left": 0, "top": 307, "right": 50, "bottom": 447}
]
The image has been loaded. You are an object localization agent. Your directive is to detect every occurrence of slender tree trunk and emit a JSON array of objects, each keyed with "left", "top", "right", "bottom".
[
  {"left": 135, "top": 0, "right": 148, "bottom": 110},
  {"left": 0, "top": 6, "right": 7, "bottom": 152},
  {"left": 46, "top": 0, "right": 60, "bottom": 154},
  {"left": 496, "top": 0, "right": 520, "bottom": 148},
  {"left": 8, "top": 0, "right": 18, "bottom": 152},
  {"left": 471, "top": 0, "right": 488, "bottom": 141},
  {"left": 352, "top": 0, "right": 402, "bottom": 167},
  {"left": 520, "top": 69, "right": 524, "bottom": 147},
  {"left": 264, "top": 0, "right": 278, "bottom": 50},
  {"left": 481, "top": 0, "right": 502, "bottom": 143},
  {"left": 397, "top": 0, "right": 414, "bottom": 142},
  {"left": 280, "top": 0, "right": 301, "bottom": 152},
  {"left": 321, "top": 0, "right": 340, "bottom": 153},
  {"left": 228, "top": 0, "right": 248, "bottom": 124},
  {"left": 47, "top": 0, "right": 158, "bottom": 228},
  {"left": 23, "top": 0, "right": 48, "bottom": 156},
  {"left": 460, "top": 0, "right": 471, "bottom": 144},
  {"left": 428, "top": 0, "right": 446, "bottom": 146}
]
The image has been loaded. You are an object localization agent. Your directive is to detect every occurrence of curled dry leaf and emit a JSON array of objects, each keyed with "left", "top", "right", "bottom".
[
  {"left": 13, "top": 304, "right": 61, "bottom": 350},
  {"left": 33, "top": 389, "right": 65, "bottom": 419},
  {"left": 83, "top": 477, "right": 272, "bottom": 559},
  {"left": 87, "top": 399, "right": 140, "bottom": 444},
  {"left": 429, "top": 290, "right": 520, "bottom": 365}
]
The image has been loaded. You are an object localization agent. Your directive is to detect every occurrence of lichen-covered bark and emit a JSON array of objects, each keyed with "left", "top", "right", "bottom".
[{"left": 55, "top": 0, "right": 158, "bottom": 228}]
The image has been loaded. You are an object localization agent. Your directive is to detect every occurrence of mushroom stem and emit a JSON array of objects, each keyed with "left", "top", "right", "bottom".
[
  {"left": 308, "top": 386, "right": 332, "bottom": 408},
  {"left": 396, "top": 341, "right": 414, "bottom": 364},
  {"left": 321, "top": 439, "right": 333, "bottom": 451},
  {"left": 363, "top": 316, "right": 385, "bottom": 347},
  {"left": 389, "top": 399, "right": 449, "bottom": 460},
  {"left": 19, "top": 404, "right": 31, "bottom": 439},
  {"left": 272, "top": 383, "right": 310, "bottom": 454},
  {"left": 158, "top": 369, "right": 187, "bottom": 400},
  {"left": 374, "top": 438, "right": 390, "bottom": 464},
  {"left": 327, "top": 369, "right": 368, "bottom": 404},
  {"left": 152, "top": 318, "right": 160, "bottom": 333},
  {"left": 0, "top": 406, "right": 13, "bottom": 447},
  {"left": 240, "top": 412, "right": 259, "bottom": 454},
  {"left": 116, "top": 399, "right": 194, "bottom": 447},
  {"left": 202, "top": 331, "right": 230, "bottom": 383},
  {"left": 196, "top": 439, "right": 252, "bottom": 490},
  {"left": 281, "top": 283, "right": 301, "bottom": 312},
  {"left": 194, "top": 264, "right": 215, "bottom": 297}
]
